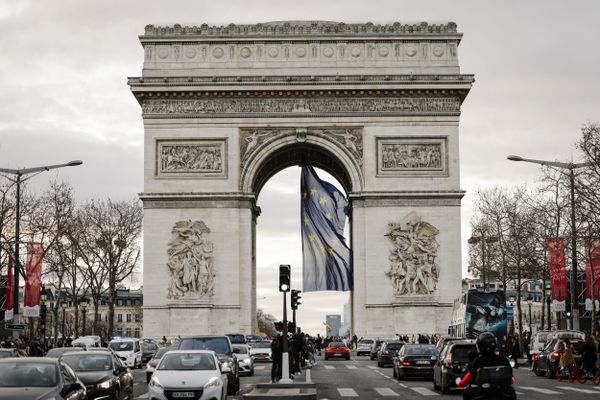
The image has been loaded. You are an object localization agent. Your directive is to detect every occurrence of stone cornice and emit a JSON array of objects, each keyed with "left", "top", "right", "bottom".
[
  {"left": 142, "top": 21, "right": 460, "bottom": 39},
  {"left": 349, "top": 190, "right": 466, "bottom": 199}
]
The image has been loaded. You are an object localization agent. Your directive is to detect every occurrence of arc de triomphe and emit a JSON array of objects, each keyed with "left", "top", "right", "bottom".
[{"left": 129, "top": 21, "right": 473, "bottom": 338}]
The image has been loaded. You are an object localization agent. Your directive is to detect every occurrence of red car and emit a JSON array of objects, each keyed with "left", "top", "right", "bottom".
[{"left": 324, "top": 342, "right": 351, "bottom": 360}]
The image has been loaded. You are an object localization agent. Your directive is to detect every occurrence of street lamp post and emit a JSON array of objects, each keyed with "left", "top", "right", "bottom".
[
  {"left": 40, "top": 287, "right": 47, "bottom": 344},
  {"left": 527, "top": 296, "right": 533, "bottom": 333},
  {"left": 61, "top": 301, "right": 67, "bottom": 345},
  {"left": 0, "top": 161, "right": 83, "bottom": 334},
  {"left": 509, "top": 296, "right": 516, "bottom": 334},
  {"left": 80, "top": 298, "right": 89, "bottom": 337},
  {"left": 507, "top": 155, "right": 592, "bottom": 331}
]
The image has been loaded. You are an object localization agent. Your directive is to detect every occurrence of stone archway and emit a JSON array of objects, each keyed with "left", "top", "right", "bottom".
[{"left": 130, "top": 21, "right": 473, "bottom": 338}]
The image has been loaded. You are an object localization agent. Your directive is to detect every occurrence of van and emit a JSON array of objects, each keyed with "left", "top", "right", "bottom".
[
  {"left": 108, "top": 338, "right": 142, "bottom": 368},
  {"left": 71, "top": 335, "right": 101, "bottom": 349},
  {"left": 529, "top": 330, "right": 552, "bottom": 355}
]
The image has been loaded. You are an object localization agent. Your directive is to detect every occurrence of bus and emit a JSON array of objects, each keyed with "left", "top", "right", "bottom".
[{"left": 449, "top": 290, "right": 507, "bottom": 342}]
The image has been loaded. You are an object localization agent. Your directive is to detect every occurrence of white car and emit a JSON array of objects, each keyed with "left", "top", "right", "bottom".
[
  {"left": 233, "top": 344, "right": 254, "bottom": 376},
  {"left": 149, "top": 350, "right": 227, "bottom": 400},
  {"left": 248, "top": 341, "right": 272, "bottom": 362},
  {"left": 108, "top": 338, "right": 142, "bottom": 368},
  {"left": 356, "top": 339, "right": 374, "bottom": 356}
]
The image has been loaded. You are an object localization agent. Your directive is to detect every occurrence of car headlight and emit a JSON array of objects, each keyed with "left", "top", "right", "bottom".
[
  {"left": 204, "top": 377, "right": 223, "bottom": 389},
  {"left": 95, "top": 379, "right": 113, "bottom": 389},
  {"left": 221, "top": 361, "right": 232, "bottom": 372},
  {"left": 149, "top": 376, "right": 163, "bottom": 389},
  {"left": 240, "top": 358, "right": 251, "bottom": 365}
]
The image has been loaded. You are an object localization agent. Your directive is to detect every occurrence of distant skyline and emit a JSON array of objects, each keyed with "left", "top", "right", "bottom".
[{"left": 1, "top": 0, "right": 599, "bottom": 336}]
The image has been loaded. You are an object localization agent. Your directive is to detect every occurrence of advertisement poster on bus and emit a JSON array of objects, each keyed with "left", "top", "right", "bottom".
[{"left": 465, "top": 291, "right": 507, "bottom": 341}]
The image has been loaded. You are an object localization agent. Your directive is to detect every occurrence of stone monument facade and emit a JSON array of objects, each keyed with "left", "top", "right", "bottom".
[{"left": 130, "top": 21, "right": 473, "bottom": 337}]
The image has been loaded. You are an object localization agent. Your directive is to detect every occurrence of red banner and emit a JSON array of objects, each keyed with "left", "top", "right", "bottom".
[
  {"left": 547, "top": 238, "right": 567, "bottom": 311},
  {"left": 4, "top": 256, "right": 14, "bottom": 321},
  {"left": 584, "top": 241, "right": 600, "bottom": 310},
  {"left": 23, "top": 243, "right": 44, "bottom": 318}
]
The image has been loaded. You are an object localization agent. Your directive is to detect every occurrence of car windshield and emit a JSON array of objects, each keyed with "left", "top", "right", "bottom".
[
  {"left": 250, "top": 342, "right": 271, "bottom": 348},
  {"left": 329, "top": 342, "right": 346, "bottom": 348},
  {"left": 46, "top": 348, "right": 83, "bottom": 358},
  {"left": 62, "top": 354, "right": 113, "bottom": 372},
  {"left": 537, "top": 333, "right": 549, "bottom": 342},
  {"left": 234, "top": 346, "right": 248, "bottom": 354},
  {"left": 359, "top": 340, "right": 373, "bottom": 345},
  {"left": 153, "top": 348, "right": 170, "bottom": 359},
  {"left": 179, "top": 338, "right": 230, "bottom": 354},
  {"left": 227, "top": 334, "right": 246, "bottom": 344},
  {"left": 158, "top": 353, "right": 216, "bottom": 370},
  {"left": 451, "top": 345, "right": 477, "bottom": 361},
  {"left": 386, "top": 343, "right": 404, "bottom": 350},
  {"left": 143, "top": 343, "right": 157, "bottom": 351},
  {"left": 109, "top": 342, "right": 133, "bottom": 352},
  {"left": 0, "top": 362, "right": 58, "bottom": 387},
  {"left": 405, "top": 345, "right": 437, "bottom": 355}
]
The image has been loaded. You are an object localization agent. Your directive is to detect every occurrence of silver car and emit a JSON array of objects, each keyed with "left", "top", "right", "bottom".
[
  {"left": 233, "top": 344, "right": 254, "bottom": 376},
  {"left": 148, "top": 350, "right": 227, "bottom": 400}
]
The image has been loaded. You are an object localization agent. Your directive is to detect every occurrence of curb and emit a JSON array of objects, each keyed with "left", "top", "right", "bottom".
[{"left": 243, "top": 382, "right": 317, "bottom": 399}]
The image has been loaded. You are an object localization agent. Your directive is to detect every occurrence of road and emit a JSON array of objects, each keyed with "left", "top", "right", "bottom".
[{"left": 130, "top": 352, "right": 600, "bottom": 399}]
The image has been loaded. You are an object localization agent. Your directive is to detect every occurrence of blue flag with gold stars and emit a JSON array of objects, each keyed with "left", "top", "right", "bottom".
[{"left": 301, "top": 162, "right": 353, "bottom": 292}]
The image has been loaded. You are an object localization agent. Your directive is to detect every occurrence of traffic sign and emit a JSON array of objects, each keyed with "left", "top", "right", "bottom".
[
  {"left": 506, "top": 306, "right": 514, "bottom": 320},
  {"left": 5, "top": 323, "right": 26, "bottom": 331}
]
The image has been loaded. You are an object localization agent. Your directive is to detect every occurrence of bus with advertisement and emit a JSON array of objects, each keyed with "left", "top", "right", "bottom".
[{"left": 448, "top": 290, "right": 508, "bottom": 342}]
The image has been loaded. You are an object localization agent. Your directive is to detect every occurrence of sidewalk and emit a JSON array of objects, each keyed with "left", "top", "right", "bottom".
[{"left": 243, "top": 368, "right": 317, "bottom": 400}]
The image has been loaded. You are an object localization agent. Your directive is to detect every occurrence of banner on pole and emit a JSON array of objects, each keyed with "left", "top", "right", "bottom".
[
  {"left": 547, "top": 238, "right": 567, "bottom": 312},
  {"left": 4, "top": 256, "right": 14, "bottom": 321},
  {"left": 23, "top": 243, "right": 44, "bottom": 318},
  {"left": 584, "top": 240, "right": 600, "bottom": 311}
]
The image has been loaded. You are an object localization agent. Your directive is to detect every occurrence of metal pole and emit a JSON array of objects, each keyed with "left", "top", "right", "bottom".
[
  {"left": 528, "top": 302, "right": 532, "bottom": 332},
  {"left": 82, "top": 309, "right": 86, "bottom": 336},
  {"left": 569, "top": 168, "right": 580, "bottom": 331},
  {"left": 546, "top": 297, "right": 551, "bottom": 330},
  {"left": 481, "top": 231, "right": 486, "bottom": 291},
  {"left": 280, "top": 291, "right": 292, "bottom": 383},
  {"left": 12, "top": 175, "right": 21, "bottom": 331},
  {"left": 62, "top": 307, "right": 66, "bottom": 343}
]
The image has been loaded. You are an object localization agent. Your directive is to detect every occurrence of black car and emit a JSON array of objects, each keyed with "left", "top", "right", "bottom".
[
  {"left": 377, "top": 341, "right": 405, "bottom": 367},
  {"left": 0, "top": 357, "right": 87, "bottom": 399},
  {"left": 226, "top": 333, "right": 247, "bottom": 344},
  {"left": 369, "top": 340, "right": 384, "bottom": 360},
  {"left": 178, "top": 335, "right": 240, "bottom": 395},
  {"left": 61, "top": 350, "right": 133, "bottom": 400},
  {"left": 142, "top": 342, "right": 158, "bottom": 364},
  {"left": 532, "top": 337, "right": 585, "bottom": 378},
  {"left": 393, "top": 344, "right": 437, "bottom": 380},
  {"left": 432, "top": 339, "right": 477, "bottom": 393}
]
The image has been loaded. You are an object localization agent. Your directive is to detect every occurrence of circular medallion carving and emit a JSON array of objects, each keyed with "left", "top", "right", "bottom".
[
  {"left": 351, "top": 46, "right": 361, "bottom": 58},
  {"left": 406, "top": 46, "right": 417, "bottom": 57},
  {"left": 157, "top": 47, "right": 169, "bottom": 59},
  {"left": 268, "top": 47, "right": 279, "bottom": 58},
  {"left": 378, "top": 46, "right": 389, "bottom": 57},
  {"left": 212, "top": 47, "right": 224, "bottom": 59},
  {"left": 433, "top": 47, "right": 444, "bottom": 57},
  {"left": 295, "top": 47, "right": 306, "bottom": 58},
  {"left": 322, "top": 47, "right": 334, "bottom": 58},
  {"left": 185, "top": 47, "right": 197, "bottom": 59},
  {"left": 240, "top": 47, "right": 251, "bottom": 58}
]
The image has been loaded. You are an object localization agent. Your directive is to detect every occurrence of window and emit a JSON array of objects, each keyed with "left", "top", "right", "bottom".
[
  {"left": 125, "top": 328, "right": 131, "bottom": 337},
  {"left": 127, "top": 299, "right": 132, "bottom": 306},
  {"left": 134, "top": 328, "right": 140, "bottom": 338},
  {"left": 117, "top": 314, "right": 123, "bottom": 322},
  {"left": 96, "top": 313, "right": 102, "bottom": 322},
  {"left": 135, "top": 314, "right": 141, "bottom": 323},
  {"left": 126, "top": 314, "right": 131, "bottom": 322}
]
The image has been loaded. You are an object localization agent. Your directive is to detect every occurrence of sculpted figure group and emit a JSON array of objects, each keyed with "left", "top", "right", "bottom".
[
  {"left": 167, "top": 220, "right": 215, "bottom": 299},
  {"left": 382, "top": 144, "right": 441, "bottom": 170},
  {"left": 385, "top": 212, "right": 440, "bottom": 296},
  {"left": 161, "top": 145, "right": 222, "bottom": 173}
]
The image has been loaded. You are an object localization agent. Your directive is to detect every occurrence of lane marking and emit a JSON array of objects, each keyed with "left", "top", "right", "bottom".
[
  {"left": 306, "top": 369, "right": 312, "bottom": 383},
  {"left": 337, "top": 388, "right": 359, "bottom": 397},
  {"left": 367, "top": 366, "right": 377, "bottom": 369},
  {"left": 135, "top": 395, "right": 148, "bottom": 400},
  {"left": 325, "top": 365, "right": 335, "bottom": 370},
  {"left": 374, "top": 387, "right": 399, "bottom": 396},
  {"left": 411, "top": 387, "right": 439, "bottom": 396},
  {"left": 398, "top": 383, "right": 407, "bottom": 388},
  {"left": 255, "top": 366, "right": 266, "bottom": 370},
  {"left": 519, "top": 386, "right": 561, "bottom": 394},
  {"left": 557, "top": 386, "right": 600, "bottom": 394},
  {"left": 346, "top": 365, "right": 358, "bottom": 369}
]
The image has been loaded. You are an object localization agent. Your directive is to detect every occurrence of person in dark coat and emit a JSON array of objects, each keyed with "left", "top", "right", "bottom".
[
  {"left": 271, "top": 334, "right": 283, "bottom": 383},
  {"left": 581, "top": 336, "right": 598, "bottom": 376}
]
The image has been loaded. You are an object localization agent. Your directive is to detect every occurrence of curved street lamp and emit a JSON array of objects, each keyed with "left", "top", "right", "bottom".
[
  {"left": 507, "top": 154, "right": 591, "bottom": 331},
  {"left": 0, "top": 160, "right": 83, "bottom": 333}
]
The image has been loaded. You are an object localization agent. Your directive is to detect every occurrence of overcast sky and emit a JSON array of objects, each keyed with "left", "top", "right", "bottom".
[{"left": 1, "top": 0, "right": 599, "bottom": 336}]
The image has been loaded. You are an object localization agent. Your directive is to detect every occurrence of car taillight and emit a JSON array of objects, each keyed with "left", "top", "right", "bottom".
[
  {"left": 402, "top": 361, "right": 411, "bottom": 366},
  {"left": 532, "top": 353, "right": 538, "bottom": 362},
  {"left": 551, "top": 351, "right": 560, "bottom": 359},
  {"left": 446, "top": 353, "right": 453, "bottom": 368}
]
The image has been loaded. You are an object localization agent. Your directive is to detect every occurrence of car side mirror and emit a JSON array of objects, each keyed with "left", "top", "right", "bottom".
[{"left": 61, "top": 382, "right": 83, "bottom": 397}]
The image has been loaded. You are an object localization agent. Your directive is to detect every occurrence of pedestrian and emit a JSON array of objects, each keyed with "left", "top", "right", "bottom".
[
  {"left": 559, "top": 341, "right": 575, "bottom": 376},
  {"left": 581, "top": 336, "right": 598, "bottom": 376},
  {"left": 271, "top": 334, "right": 283, "bottom": 383},
  {"left": 510, "top": 334, "right": 520, "bottom": 368}
]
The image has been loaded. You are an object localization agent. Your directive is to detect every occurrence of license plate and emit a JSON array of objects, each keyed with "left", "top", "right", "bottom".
[
  {"left": 416, "top": 360, "right": 430, "bottom": 365},
  {"left": 334, "top": 353, "right": 341, "bottom": 356},
  {"left": 172, "top": 392, "right": 195, "bottom": 398}
]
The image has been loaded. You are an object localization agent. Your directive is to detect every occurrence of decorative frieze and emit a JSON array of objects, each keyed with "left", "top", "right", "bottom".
[
  {"left": 385, "top": 212, "right": 440, "bottom": 296},
  {"left": 377, "top": 137, "right": 447, "bottom": 177},
  {"left": 156, "top": 139, "right": 226, "bottom": 178},
  {"left": 142, "top": 97, "right": 460, "bottom": 117},
  {"left": 167, "top": 220, "right": 215, "bottom": 300}
]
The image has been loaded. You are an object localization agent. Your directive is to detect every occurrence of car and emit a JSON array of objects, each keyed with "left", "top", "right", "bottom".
[
  {"left": 61, "top": 350, "right": 134, "bottom": 400},
  {"left": 532, "top": 337, "right": 585, "bottom": 378},
  {"left": 45, "top": 347, "right": 85, "bottom": 358},
  {"left": 435, "top": 336, "right": 465, "bottom": 355},
  {"left": 145, "top": 347, "right": 171, "bottom": 384},
  {"left": 108, "top": 338, "right": 143, "bottom": 368},
  {"left": 233, "top": 344, "right": 254, "bottom": 376},
  {"left": 148, "top": 350, "right": 227, "bottom": 400},
  {"left": 369, "top": 340, "right": 384, "bottom": 360},
  {"left": 246, "top": 334, "right": 264, "bottom": 342},
  {"left": 324, "top": 341, "right": 351, "bottom": 360},
  {"left": 248, "top": 340, "right": 273, "bottom": 362},
  {"left": 432, "top": 339, "right": 477, "bottom": 393},
  {"left": 0, "top": 348, "right": 25, "bottom": 358},
  {"left": 178, "top": 335, "right": 240, "bottom": 395},
  {"left": 393, "top": 344, "right": 437, "bottom": 380},
  {"left": 529, "top": 330, "right": 552, "bottom": 359},
  {"left": 356, "top": 339, "right": 374, "bottom": 356},
  {"left": 377, "top": 341, "right": 404, "bottom": 367},
  {"left": 142, "top": 341, "right": 159, "bottom": 364},
  {"left": 226, "top": 333, "right": 247, "bottom": 344},
  {"left": 0, "top": 357, "right": 87, "bottom": 399},
  {"left": 71, "top": 335, "right": 102, "bottom": 349}
]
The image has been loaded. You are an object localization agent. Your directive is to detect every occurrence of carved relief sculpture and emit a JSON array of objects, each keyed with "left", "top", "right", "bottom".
[
  {"left": 167, "top": 220, "right": 216, "bottom": 299},
  {"left": 382, "top": 143, "right": 441, "bottom": 170},
  {"left": 385, "top": 212, "right": 440, "bottom": 296},
  {"left": 157, "top": 140, "right": 226, "bottom": 178}
]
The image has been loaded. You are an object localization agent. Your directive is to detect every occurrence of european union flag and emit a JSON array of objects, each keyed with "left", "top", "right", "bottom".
[{"left": 301, "top": 162, "right": 353, "bottom": 292}]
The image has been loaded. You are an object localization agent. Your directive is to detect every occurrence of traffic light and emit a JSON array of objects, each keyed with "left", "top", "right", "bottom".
[
  {"left": 279, "top": 264, "right": 291, "bottom": 292},
  {"left": 291, "top": 289, "right": 302, "bottom": 310}
]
